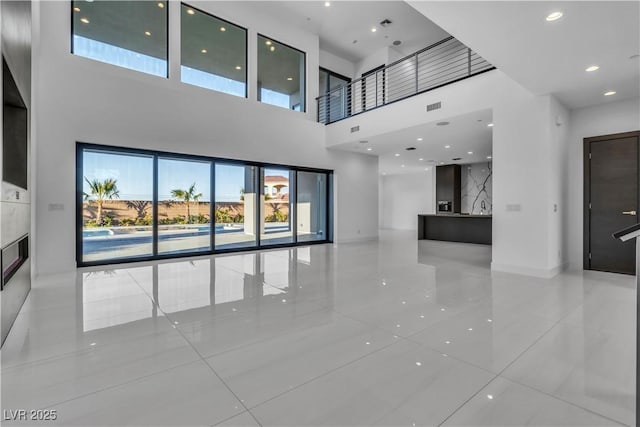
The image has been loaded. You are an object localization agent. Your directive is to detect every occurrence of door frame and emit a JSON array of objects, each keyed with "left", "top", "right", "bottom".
[{"left": 583, "top": 130, "right": 640, "bottom": 271}]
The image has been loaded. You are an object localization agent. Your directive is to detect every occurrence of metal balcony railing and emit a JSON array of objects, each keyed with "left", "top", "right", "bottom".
[{"left": 316, "top": 36, "right": 495, "bottom": 125}]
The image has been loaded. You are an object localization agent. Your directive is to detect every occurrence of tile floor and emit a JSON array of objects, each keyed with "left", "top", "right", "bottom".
[{"left": 0, "top": 231, "right": 635, "bottom": 426}]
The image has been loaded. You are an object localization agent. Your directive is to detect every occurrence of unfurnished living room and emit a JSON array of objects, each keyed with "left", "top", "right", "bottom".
[{"left": 1, "top": 1, "right": 639, "bottom": 426}]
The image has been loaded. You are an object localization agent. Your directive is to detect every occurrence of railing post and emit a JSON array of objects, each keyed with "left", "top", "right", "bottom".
[
  {"left": 468, "top": 48, "right": 472, "bottom": 76},
  {"left": 342, "top": 85, "right": 347, "bottom": 121}
]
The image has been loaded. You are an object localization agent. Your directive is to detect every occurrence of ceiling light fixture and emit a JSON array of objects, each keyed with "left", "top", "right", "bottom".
[
  {"left": 367, "top": 148, "right": 372, "bottom": 151},
  {"left": 468, "top": 151, "right": 473, "bottom": 155},
  {"left": 371, "top": 27, "right": 377, "bottom": 33},
  {"left": 80, "top": 17, "right": 90, "bottom": 24},
  {"left": 187, "top": 8, "right": 195, "bottom": 15},
  {"left": 220, "top": 27, "right": 226, "bottom": 32},
  {"left": 270, "top": 46, "right": 275, "bottom": 52},
  {"left": 394, "top": 153, "right": 400, "bottom": 157},
  {"left": 419, "top": 158, "right": 424, "bottom": 161},
  {"left": 235, "top": 66, "right": 242, "bottom": 70},
  {"left": 265, "top": 40, "right": 272, "bottom": 46},
  {"left": 145, "top": 31, "right": 151, "bottom": 36},
  {"left": 287, "top": 77, "right": 293, "bottom": 81},
  {"left": 444, "top": 145, "right": 451, "bottom": 149},
  {"left": 324, "top": 1, "right": 331, "bottom": 6},
  {"left": 201, "top": 49, "right": 207, "bottom": 54},
  {"left": 417, "top": 137, "right": 423, "bottom": 141},
  {"left": 545, "top": 11, "right": 563, "bottom": 21},
  {"left": 487, "top": 123, "right": 494, "bottom": 127},
  {"left": 604, "top": 90, "right": 616, "bottom": 96},
  {"left": 73, "top": 6, "right": 81, "bottom": 12},
  {"left": 157, "top": 2, "right": 164, "bottom": 8},
  {"left": 487, "top": 155, "right": 492, "bottom": 159},
  {"left": 585, "top": 65, "right": 599, "bottom": 72},
  {"left": 401, "top": 165, "right": 405, "bottom": 168}
]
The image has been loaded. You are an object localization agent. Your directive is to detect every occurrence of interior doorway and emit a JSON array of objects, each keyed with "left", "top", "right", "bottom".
[{"left": 584, "top": 131, "right": 640, "bottom": 275}]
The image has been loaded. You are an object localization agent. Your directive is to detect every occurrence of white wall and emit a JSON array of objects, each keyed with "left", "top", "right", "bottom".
[
  {"left": 33, "top": 1, "right": 378, "bottom": 275},
  {"left": 326, "top": 69, "right": 573, "bottom": 277},
  {"left": 380, "top": 170, "right": 435, "bottom": 231},
  {"left": 319, "top": 49, "right": 355, "bottom": 79},
  {"left": 566, "top": 97, "right": 640, "bottom": 270}
]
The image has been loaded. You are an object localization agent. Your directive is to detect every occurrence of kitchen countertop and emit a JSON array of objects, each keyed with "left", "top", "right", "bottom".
[{"left": 419, "top": 213, "right": 492, "bottom": 218}]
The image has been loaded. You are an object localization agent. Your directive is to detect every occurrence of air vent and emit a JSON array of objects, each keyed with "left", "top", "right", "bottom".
[
  {"left": 380, "top": 19, "right": 392, "bottom": 27},
  {"left": 350, "top": 125, "right": 360, "bottom": 133},
  {"left": 452, "top": 157, "right": 462, "bottom": 161},
  {"left": 436, "top": 121, "right": 450, "bottom": 126},
  {"left": 406, "top": 147, "right": 416, "bottom": 151},
  {"left": 426, "top": 102, "right": 442, "bottom": 112},
  {"left": 359, "top": 140, "right": 368, "bottom": 144}
]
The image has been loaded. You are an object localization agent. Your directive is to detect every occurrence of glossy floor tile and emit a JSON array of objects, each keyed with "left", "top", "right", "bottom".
[{"left": 1, "top": 231, "right": 635, "bottom": 426}]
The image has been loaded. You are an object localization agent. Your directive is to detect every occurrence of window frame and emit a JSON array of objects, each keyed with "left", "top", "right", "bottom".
[
  {"left": 70, "top": 0, "right": 170, "bottom": 78},
  {"left": 257, "top": 33, "right": 307, "bottom": 113},
  {"left": 179, "top": 3, "right": 249, "bottom": 98},
  {"left": 76, "top": 142, "right": 332, "bottom": 267}
]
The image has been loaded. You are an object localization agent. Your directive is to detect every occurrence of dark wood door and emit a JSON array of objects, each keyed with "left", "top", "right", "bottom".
[{"left": 585, "top": 132, "right": 639, "bottom": 274}]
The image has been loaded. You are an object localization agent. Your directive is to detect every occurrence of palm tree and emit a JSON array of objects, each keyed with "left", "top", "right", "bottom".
[
  {"left": 125, "top": 200, "right": 151, "bottom": 220},
  {"left": 171, "top": 182, "right": 203, "bottom": 224},
  {"left": 84, "top": 177, "right": 120, "bottom": 226}
]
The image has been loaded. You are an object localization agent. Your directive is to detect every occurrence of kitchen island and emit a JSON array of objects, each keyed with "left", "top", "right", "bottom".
[{"left": 418, "top": 214, "right": 492, "bottom": 245}]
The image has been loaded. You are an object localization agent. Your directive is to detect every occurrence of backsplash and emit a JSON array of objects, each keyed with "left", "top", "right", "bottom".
[{"left": 461, "top": 162, "right": 492, "bottom": 215}]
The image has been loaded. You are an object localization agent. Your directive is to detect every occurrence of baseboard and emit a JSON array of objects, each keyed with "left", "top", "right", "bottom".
[
  {"left": 336, "top": 235, "right": 379, "bottom": 244},
  {"left": 491, "top": 262, "right": 567, "bottom": 279}
]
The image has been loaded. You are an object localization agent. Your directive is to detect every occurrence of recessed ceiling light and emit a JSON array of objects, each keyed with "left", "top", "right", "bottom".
[
  {"left": 468, "top": 151, "right": 473, "bottom": 155},
  {"left": 419, "top": 158, "right": 424, "bottom": 161},
  {"left": 417, "top": 137, "right": 423, "bottom": 141},
  {"left": 382, "top": 172, "right": 386, "bottom": 175},
  {"left": 220, "top": 27, "right": 226, "bottom": 32},
  {"left": 401, "top": 165, "right": 405, "bottom": 168},
  {"left": 367, "top": 148, "right": 372, "bottom": 151},
  {"left": 487, "top": 394, "right": 494, "bottom": 400},
  {"left": 270, "top": 46, "right": 275, "bottom": 52},
  {"left": 80, "top": 17, "right": 90, "bottom": 24},
  {"left": 371, "top": 27, "right": 377, "bottom": 32},
  {"left": 545, "top": 11, "right": 563, "bottom": 21},
  {"left": 235, "top": 65, "right": 242, "bottom": 70},
  {"left": 144, "top": 31, "right": 151, "bottom": 36},
  {"left": 487, "top": 123, "right": 494, "bottom": 127},
  {"left": 487, "top": 155, "right": 492, "bottom": 159},
  {"left": 73, "top": 6, "right": 81, "bottom": 12},
  {"left": 585, "top": 65, "right": 599, "bottom": 72},
  {"left": 440, "top": 162, "right": 445, "bottom": 165},
  {"left": 604, "top": 90, "right": 616, "bottom": 96},
  {"left": 444, "top": 145, "right": 451, "bottom": 149},
  {"left": 324, "top": 1, "right": 331, "bottom": 6},
  {"left": 187, "top": 8, "right": 195, "bottom": 15},
  {"left": 287, "top": 77, "right": 293, "bottom": 81},
  {"left": 425, "top": 168, "right": 429, "bottom": 171},
  {"left": 265, "top": 40, "right": 272, "bottom": 46},
  {"left": 157, "top": 2, "right": 164, "bottom": 8},
  {"left": 394, "top": 153, "right": 400, "bottom": 157},
  {"left": 201, "top": 49, "right": 207, "bottom": 54}
]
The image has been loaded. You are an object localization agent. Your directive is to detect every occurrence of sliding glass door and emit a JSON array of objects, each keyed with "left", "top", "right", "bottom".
[
  {"left": 215, "top": 163, "right": 257, "bottom": 250},
  {"left": 158, "top": 157, "right": 212, "bottom": 255},
  {"left": 78, "top": 144, "right": 332, "bottom": 266},
  {"left": 81, "top": 149, "right": 154, "bottom": 263},
  {"left": 261, "top": 168, "right": 294, "bottom": 246}
]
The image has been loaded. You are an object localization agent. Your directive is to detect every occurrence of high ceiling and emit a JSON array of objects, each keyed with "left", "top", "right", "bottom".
[
  {"left": 244, "top": 1, "right": 450, "bottom": 63},
  {"left": 408, "top": 1, "right": 640, "bottom": 109},
  {"left": 332, "top": 109, "right": 493, "bottom": 175}
]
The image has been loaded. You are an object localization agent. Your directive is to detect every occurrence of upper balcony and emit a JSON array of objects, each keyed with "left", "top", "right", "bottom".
[{"left": 316, "top": 36, "right": 494, "bottom": 125}]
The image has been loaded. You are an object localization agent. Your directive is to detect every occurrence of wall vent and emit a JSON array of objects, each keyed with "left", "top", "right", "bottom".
[
  {"left": 426, "top": 102, "right": 442, "bottom": 112},
  {"left": 350, "top": 125, "right": 360, "bottom": 133}
]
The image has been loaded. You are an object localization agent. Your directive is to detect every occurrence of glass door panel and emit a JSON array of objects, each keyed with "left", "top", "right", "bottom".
[
  {"left": 261, "top": 168, "right": 294, "bottom": 245},
  {"left": 215, "top": 164, "right": 257, "bottom": 250},
  {"left": 158, "top": 158, "right": 211, "bottom": 255},
  {"left": 81, "top": 149, "right": 154, "bottom": 263},
  {"left": 296, "top": 171, "right": 327, "bottom": 243}
]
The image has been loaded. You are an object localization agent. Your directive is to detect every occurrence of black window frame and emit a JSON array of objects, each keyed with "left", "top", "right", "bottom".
[
  {"left": 180, "top": 2, "right": 249, "bottom": 98},
  {"left": 70, "top": 0, "right": 170, "bottom": 78},
  {"left": 318, "top": 67, "right": 351, "bottom": 124},
  {"left": 76, "top": 142, "right": 333, "bottom": 267},
  {"left": 257, "top": 33, "right": 307, "bottom": 113}
]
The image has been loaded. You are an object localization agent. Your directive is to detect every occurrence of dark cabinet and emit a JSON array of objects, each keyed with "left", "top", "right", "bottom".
[{"left": 436, "top": 165, "right": 461, "bottom": 214}]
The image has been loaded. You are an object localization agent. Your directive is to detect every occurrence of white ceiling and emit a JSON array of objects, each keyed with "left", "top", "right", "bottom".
[
  {"left": 408, "top": 1, "right": 640, "bottom": 109},
  {"left": 246, "top": 1, "right": 450, "bottom": 63},
  {"left": 331, "top": 109, "right": 493, "bottom": 175}
]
